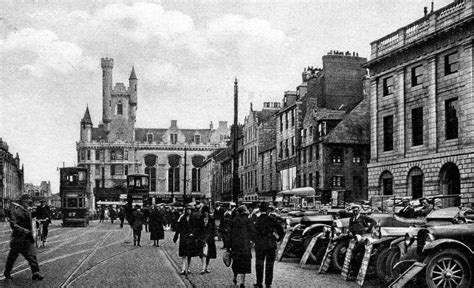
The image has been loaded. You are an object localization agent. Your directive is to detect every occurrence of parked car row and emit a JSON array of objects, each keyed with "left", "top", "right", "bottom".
[{"left": 276, "top": 194, "right": 474, "bottom": 287}]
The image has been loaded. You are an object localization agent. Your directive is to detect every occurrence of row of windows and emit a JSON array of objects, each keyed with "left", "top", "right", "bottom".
[
  {"left": 244, "top": 126, "right": 258, "bottom": 143},
  {"left": 296, "top": 172, "right": 318, "bottom": 188},
  {"left": 279, "top": 108, "right": 295, "bottom": 132},
  {"left": 279, "top": 137, "right": 295, "bottom": 158},
  {"left": 260, "top": 173, "right": 273, "bottom": 192},
  {"left": 382, "top": 98, "right": 459, "bottom": 152},
  {"left": 382, "top": 51, "right": 459, "bottom": 96},
  {"left": 242, "top": 146, "right": 258, "bottom": 166},
  {"left": 146, "top": 133, "right": 201, "bottom": 144},
  {"left": 241, "top": 170, "right": 258, "bottom": 190},
  {"left": 80, "top": 149, "right": 130, "bottom": 162}
]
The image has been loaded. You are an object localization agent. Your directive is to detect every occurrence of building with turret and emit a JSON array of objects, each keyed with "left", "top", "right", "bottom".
[
  {"left": 77, "top": 58, "right": 230, "bottom": 210},
  {"left": 0, "top": 138, "right": 24, "bottom": 209}
]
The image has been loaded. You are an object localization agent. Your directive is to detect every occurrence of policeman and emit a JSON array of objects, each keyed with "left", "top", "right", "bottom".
[
  {"left": 3, "top": 194, "right": 44, "bottom": 281},
  {"left": 34, "top": 199, "right": 52, "bottom": 241}
]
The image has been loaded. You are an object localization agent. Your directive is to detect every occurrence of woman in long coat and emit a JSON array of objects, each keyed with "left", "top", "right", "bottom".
[
  {"left": 173, "top": 204, "right": 201, "bottom": 275},
  {"left": 196, "top": 206, "right": 217, "bottom": 274},
  {"left": 149, "top": 205, "right": 165, "bottom": 246},
  {"left": 229, "top": 205, "right": 254, "bottom": 287}
]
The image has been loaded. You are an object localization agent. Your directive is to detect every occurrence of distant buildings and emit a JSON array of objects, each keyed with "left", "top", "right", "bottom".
[
  {"left": 365, "top": 0, "right": 474, "bottom": 205},
  {"left": 76, "top": 58, "right": 230, "bottom": 210},
  {"left": 0, "top": 138, "right": 24, "bottom": 208},
  {"left": 24, "top": 181, "right": 52, "bottom": 203},
  {"left": 205, "top": 52, "right": 370, "bottom": 202}
]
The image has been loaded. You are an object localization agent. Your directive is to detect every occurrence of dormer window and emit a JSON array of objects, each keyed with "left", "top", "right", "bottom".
[
  {"left": 194, "top": 135, "right": 201, "bottom": 144},
  {"left": 170, "top": 134, "right": 178, "bottom": 144},
  {"left": 117, "top": 102, "right": 123, "bottom": 115},
  {"left": 147, "top": 133, "right": 153, "bottom": 143},
  {"left": 318, "top": 122, "right": 327, "bottom": 136}
]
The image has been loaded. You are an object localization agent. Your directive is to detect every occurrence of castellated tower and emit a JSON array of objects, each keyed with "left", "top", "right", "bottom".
[
  {"left": 101, "top": 58, "right": 114, "bottom": 132},
  {"left": 98, "top": 57, "right": 137, "bottom": 143}
]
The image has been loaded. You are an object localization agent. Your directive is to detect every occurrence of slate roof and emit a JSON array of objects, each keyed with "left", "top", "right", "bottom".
[
  {"left": 323, "top": 98, "right": 369, "bottom": 145},
  {"left": 129, "top": 66, "right": 137, "bottom": 80},
  {"left": 134, "top": 128, "right": 213, "bottom": 144},
  {"left": 313, "top": 108, "right": 345, "bottom": 121},
  {"left": 91, "top": 127, "right": 107, "bottom": 141},
  {"left": 81, "top": 107, "right": 92, "bottom": 125}
]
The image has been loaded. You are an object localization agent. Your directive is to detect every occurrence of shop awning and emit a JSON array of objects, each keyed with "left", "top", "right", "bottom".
[{"left": 276, "top": 187, "right": 316, "bottom": 197}]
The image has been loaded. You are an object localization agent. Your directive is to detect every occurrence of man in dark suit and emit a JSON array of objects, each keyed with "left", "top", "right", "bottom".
[
  {"left": 396, "top": 198, "right": 415, "bottom": 218},
  {"left": 348, "top": 204, "right": 377, "bottom": 278},
  {"left": 3, "top": 194, "right": 44, "bottom": 281},
  {"left": 252, "top": 202, "right": 284, "bottom": 288}
]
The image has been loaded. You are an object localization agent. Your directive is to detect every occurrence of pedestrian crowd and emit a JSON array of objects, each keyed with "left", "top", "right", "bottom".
[{"left": 172, "top": 201, "right": 284, "bottom": 288}]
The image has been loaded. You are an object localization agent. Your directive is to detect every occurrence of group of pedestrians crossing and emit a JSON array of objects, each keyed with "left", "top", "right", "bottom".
[{"left": 172, "top": 201, "right": 284, "bottom": 288}]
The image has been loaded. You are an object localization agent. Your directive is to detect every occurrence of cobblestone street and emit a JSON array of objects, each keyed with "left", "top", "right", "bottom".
[{"left": 160, "top": 230, "right": 361, "bottom": 288}]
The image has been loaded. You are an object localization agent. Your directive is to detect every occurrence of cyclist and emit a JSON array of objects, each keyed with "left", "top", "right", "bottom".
[{"left": 34, "top": 200, "right": 52, "bottom": 242}]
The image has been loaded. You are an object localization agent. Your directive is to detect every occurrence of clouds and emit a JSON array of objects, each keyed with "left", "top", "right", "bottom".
[{"left": 1, "top": 28, "right": 93, "bottom": 77}]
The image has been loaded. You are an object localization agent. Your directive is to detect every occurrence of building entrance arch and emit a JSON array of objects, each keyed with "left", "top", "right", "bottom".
[{"left": 439, "top": 162, "right": 460, "bottom": 196}]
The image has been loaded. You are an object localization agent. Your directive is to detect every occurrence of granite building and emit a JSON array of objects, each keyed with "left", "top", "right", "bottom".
[
  {"left": 0, "top": 138, "right": 24, "bottom": 208},
  {"left": 240, "top": 102, "right": 280, "bottom": 201},
  {"left": 297, "top": 52, "right": 369, "bottom": 200},
  {"left": 366, "top": 0, "right": 474, "bottom": 205},
  {"left": 77, "top": 58, "right": 230, "bottom": 209}
]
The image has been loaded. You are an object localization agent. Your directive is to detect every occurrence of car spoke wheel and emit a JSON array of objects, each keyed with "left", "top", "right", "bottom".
[
  {"left": 375, "top": 246, "right": 392, "bottom": 283},
  {"left": 385, "top": 247, "right": 401, "bottom": 282},
  {"left": 425, "top": 249, "right": 472, "bottom": 288},
  {"left": 331, "top": 240, "right": 348, "bottom": 272}
]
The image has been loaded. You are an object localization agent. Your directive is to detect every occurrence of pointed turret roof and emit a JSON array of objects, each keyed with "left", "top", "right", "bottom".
[
  {"left": 129, "top": 66, "right": 137, "bottom": 80},
  {"left": 81, "top": 106, "right": 92, "bottom": 125}
]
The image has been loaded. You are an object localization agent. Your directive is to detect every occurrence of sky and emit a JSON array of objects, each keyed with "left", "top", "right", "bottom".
[{"left": 1, "top": 0, "right": 453, "bottom": 194}]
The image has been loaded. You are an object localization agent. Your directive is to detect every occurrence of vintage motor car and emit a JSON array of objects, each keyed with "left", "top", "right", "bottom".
[{"left": 388, "top": 207, "right": 474, "bottom": 288}]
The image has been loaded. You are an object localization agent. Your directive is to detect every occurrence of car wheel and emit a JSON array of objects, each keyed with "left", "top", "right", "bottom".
[
  {"left": 425, "top": 249, "right": 472, "bottom": 288},
  {"left": 331, "top": 240, "right": 348, "bottom": 272},
  {"left": 375, "top": 246, "right": 392, "bottom": 283},
  {"left": 385, "top": 247, "right": 401, "bottom": 282}
]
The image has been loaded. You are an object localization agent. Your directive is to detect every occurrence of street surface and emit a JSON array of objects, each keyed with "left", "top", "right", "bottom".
[{"left": 0, "top": 220, "right": 380, "bottom": 287}]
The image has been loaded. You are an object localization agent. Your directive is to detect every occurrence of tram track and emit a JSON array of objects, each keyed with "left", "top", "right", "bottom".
[
  {"left": 62, "top": 231, "right": 178, "bottom": 287},
  {"left": 59, "top": 230, "right": 114, "bottom": 288},
  {"left": 6, "top": 223, "right": 102, "bottom": 276}
]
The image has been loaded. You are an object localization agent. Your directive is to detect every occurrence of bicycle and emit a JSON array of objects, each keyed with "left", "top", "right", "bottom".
[{"left": 35, "top": 219, "right": 48, "bottom": 248}]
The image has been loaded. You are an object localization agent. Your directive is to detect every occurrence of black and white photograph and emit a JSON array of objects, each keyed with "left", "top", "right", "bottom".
[{"left": 1, "top": 0, "right": 473, "bottom": 287}]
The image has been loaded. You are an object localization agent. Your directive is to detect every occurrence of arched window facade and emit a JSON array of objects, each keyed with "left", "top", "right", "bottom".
[
  {"left": 407, "top": 167, "right": 423, "bottom": 199},
  {"left": 168, "top": 154, "right": 181, "bottom": 192},
  {"left": 191, "top": 155, "right": 204, "bottom": 192},
  {"left": 144, "top": 154, "right": 157, "bottom": 191},
  {"left": 379, "top": 171, "right": 393, "bottom": 195}
]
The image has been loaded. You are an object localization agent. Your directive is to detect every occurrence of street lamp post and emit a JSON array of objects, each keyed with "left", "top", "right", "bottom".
[{"left": 183, "top": 144, "right": 187, "bottom": 207}]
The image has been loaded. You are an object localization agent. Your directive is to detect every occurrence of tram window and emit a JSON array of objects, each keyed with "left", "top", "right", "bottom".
[
  {"left": 67, "top": 175, "right": 74, "bottom": 182},
  {"left": 136, "top": 179, "right": 142, "bottom": 187},
  {"left": 67, "top": 198, "right": 78, "bottom": 208},
  {"left": 78, "top": 171, "right": 86, "bottom": 181},
  {"left": 142, "top": 177, "right": 149, "bottom": 186},
  {"left": 128, "top": 178, "right": 135, "bottom": 186}
]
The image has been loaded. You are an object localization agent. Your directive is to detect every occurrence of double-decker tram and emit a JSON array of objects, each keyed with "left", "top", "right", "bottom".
[
  {"left": 126, "top": 173, "right": 150, "bottom": 215},
  {"left": 59, "top": 167, "right": 90, "bottom": 226}
]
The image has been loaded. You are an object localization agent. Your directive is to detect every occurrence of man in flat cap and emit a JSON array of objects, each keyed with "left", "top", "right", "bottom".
[
  {"left": 348, "top": 204, "right": 377, "bottom": 278},
  {"left": 396, "top": 197, "right": 415, "bottom": 218},
  {"left": 3, "top": 194, "right": 43, "bottom": 281}
]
